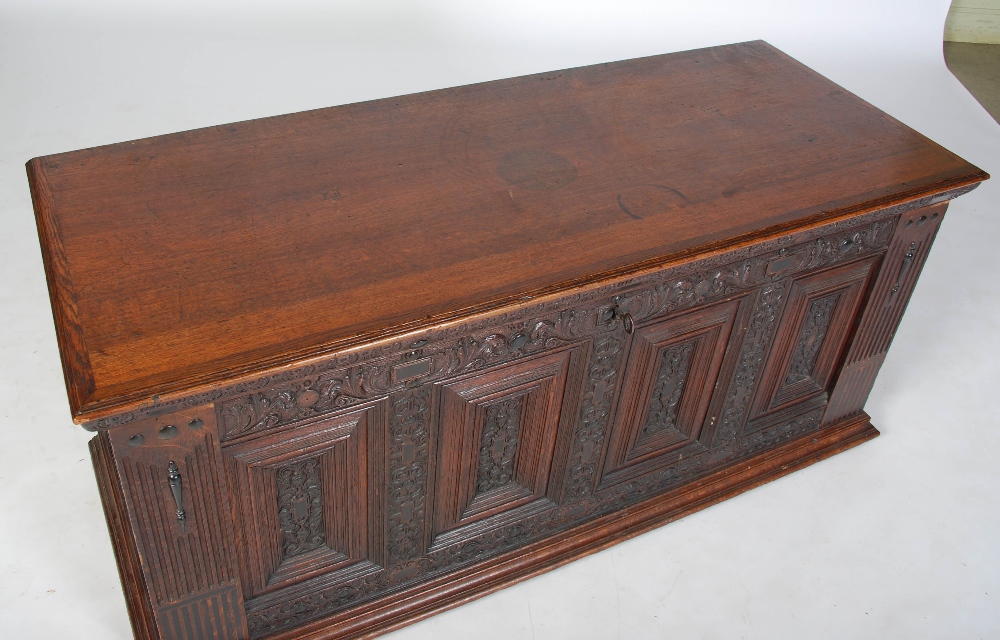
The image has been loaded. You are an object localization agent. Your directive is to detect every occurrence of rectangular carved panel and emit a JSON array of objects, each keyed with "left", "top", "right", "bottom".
[
  {"left": 784, "top": 294, "right": 839, "bottom": 386},
  {"left": 430, "top": 347, "right": 584, "bottom": 547},
  {"left": 600, "top": 298, "right": 743, "bottom": 487},
  {"left": 223, "top": 402, "right": 386, "bottom": 599},
  {"left": 747, "top": 256, "right": 878, "bottom": 432}
]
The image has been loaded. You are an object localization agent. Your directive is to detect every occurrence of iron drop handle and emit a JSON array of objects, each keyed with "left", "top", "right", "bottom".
[{"left": 167, "top": 461, "right": 186, "bottom": 528}]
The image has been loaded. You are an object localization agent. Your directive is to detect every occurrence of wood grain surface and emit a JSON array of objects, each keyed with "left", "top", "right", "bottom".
[{"left": 27, "top": 39, "right": 986, "bottom": 423}]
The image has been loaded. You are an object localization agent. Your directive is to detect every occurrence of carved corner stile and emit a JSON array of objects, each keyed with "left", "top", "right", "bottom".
[
  {"left": 100, "top": 405, "right": 250, "bottom": 640},
  {"left": 825, "top": 203, "right": 950, "bottom": 425}
]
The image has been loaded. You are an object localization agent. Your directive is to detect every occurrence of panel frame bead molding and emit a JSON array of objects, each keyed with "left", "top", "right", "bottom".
[{"left": 30, "top": 40, "right": 986, "bottom": 640}]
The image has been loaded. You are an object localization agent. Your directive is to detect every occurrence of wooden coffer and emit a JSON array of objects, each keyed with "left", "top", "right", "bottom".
[{"left": 27, "top": 41, "right": 987, "bottom": 639}]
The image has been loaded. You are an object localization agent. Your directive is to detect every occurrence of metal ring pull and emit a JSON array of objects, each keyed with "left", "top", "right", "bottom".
[
  {"left": 607, "top": 304, "right": 635, "bottom": 334},
  {"left": 621, "top": 312, "right": 634, "bottom": 334}
]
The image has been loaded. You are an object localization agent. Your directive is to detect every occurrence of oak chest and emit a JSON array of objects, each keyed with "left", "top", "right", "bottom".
[{"left": 27, "top": 40, "right": 987, "bottom": 639}]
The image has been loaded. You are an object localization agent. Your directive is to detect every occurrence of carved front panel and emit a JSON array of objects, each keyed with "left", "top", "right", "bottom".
[
  {"left": 600, "top": 297, "right": 745, "bottom": 487},
  {"left": 429, "top": 347, "right": 583, "bottom": 547},
  {"left": 216, "top": 215, "right": 899, "bottom": 638},
  {"left": 747, "top": 256, "right": 878, "bottom": 433},
  {"left": 223, "top": 403, "right": 386, "bottom": 599}
]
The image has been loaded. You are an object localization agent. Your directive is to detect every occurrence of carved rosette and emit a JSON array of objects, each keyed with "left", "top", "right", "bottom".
[{"left": 218, "top": 368, "right": 391, "bottom": 439}]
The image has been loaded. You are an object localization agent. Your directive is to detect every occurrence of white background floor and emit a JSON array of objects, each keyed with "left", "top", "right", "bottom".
[{"left": 1, "top": 1, "right": 998, "bottom": 638}]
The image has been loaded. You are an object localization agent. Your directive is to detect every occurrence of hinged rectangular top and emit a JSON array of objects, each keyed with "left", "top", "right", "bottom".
[{"left": 28, "top": 40, "right": 987, "bottom": 423}]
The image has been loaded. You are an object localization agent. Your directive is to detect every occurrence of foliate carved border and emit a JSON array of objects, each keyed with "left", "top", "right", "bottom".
[
  {"left": 609, "top": 213, "right": 892, "bottom": 322},
  {"left": 215, "top": 313, "right": 592, "bottom": 441},
  {"left": 563, "top": 328, "right": 628, "bottom": 499},
  {"left": 86, "top": 194, "right": 936, "bottom": 433},
  {"left": 386, "top": 389, "right": 431, "bottom": 565}
]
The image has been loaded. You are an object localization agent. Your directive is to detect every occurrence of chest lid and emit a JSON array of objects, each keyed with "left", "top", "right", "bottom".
[{"left": 27, "top": 40, "right": 987, "bottom": 423}]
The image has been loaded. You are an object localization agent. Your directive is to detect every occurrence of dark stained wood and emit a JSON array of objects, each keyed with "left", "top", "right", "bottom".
[
  {"left": 269, "top": 412, "right": 881, "bottom": 640},
  {"left": 749, "top": 256, "right": 877, "bottom": 427},
  {"left": 90, "top": 433, "right": 159, "bottom": 639},
  {"left": 823, "top": 202, "right": 950, "bottom": 425},
  {"left": 430, "top": 347, "right": 582, "bottom": 545},
  {"left": 28, "top": 40, "right": 986, "bottom": 424},
  {"left": 600, "top": 297, "right": 744, "bottom": 487},
  {"left": 96, "top": 408, "right": 249, "bottom": 639},
  {"left": 223, "top": 402, "right": 386, "bottom": 600},
  {"left": 38, "top": 40, "right": 988, "bottom": 640}
]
